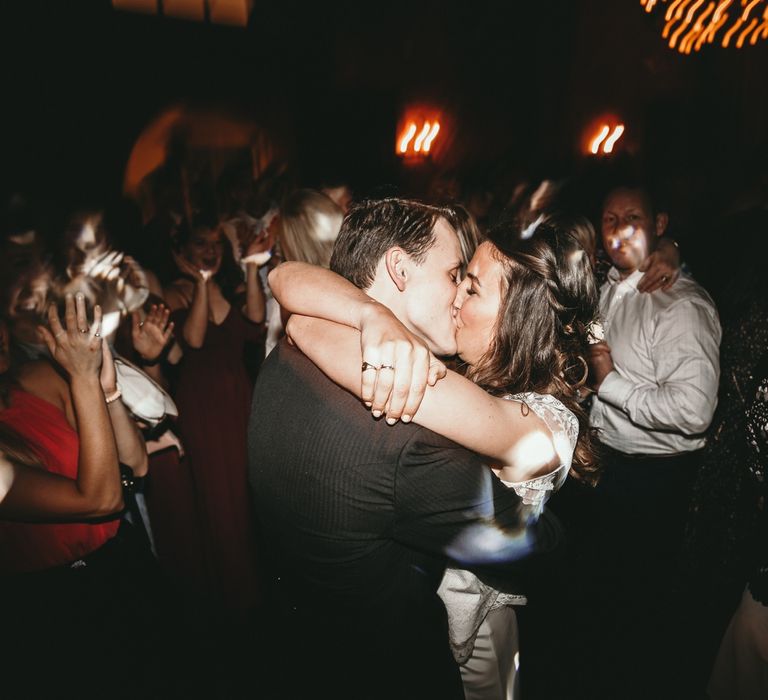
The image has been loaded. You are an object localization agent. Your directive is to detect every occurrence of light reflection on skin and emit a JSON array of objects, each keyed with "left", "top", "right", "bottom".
[
  {"left": 499, "top": 431, "right": 559, "bottom": 483},
  {"left": 601, "top": 188, "right": 667, "bottom": 278}
]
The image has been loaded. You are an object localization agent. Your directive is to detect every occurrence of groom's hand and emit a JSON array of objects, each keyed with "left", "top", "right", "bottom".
[{"left": 359, "top": 302, "right": 447, "bottom": 424}]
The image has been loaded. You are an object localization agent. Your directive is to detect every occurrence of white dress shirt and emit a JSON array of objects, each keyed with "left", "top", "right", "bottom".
[{"left": 590, "top": 268, "right": 721, "bottom": 455}]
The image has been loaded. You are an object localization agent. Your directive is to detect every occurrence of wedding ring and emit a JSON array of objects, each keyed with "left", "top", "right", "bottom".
[
  {"left": 78, "top": 328, "right": 88, "bottom": 334},
  {"left": 94, "top": 332, "right": 101, "bottom": 338},
  {"left": 379, "top": 365, "right": 395, "bottom": 371},
  {"left": 361, "top": 361, "right": 379, "bottom": 372}
]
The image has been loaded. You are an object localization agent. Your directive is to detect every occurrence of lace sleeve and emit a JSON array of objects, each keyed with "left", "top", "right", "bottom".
[{"left": 499, "top": 392, "right": 579, "bottom": 508}]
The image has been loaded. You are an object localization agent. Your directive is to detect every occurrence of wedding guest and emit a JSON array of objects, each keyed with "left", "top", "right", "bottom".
[
  {"left": 0, "top": 296, "right": 173, "bottom": 695},
  {"left": 164, "top": 213, "right": 265, "bottom": 616},
  {"left": 263, "top": 189, "right": 343, "bottom": 355},
  {"left": 685, "top": 202, "right": 768, "bottom": 693},
  {"left": 587, "top": 181, "right": 721, "bottom": 696},
  {"left": 707, "top": 349, "right": 768, "bottom": 700}
]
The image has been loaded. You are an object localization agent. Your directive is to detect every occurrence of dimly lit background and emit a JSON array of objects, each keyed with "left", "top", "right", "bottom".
[{"left": 1, "top": 0, "right": 766, "bottom": 230}]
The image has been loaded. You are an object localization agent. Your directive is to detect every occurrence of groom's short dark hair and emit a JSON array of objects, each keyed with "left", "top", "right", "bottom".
[{"left": 330, "top": 198, "right": 454, "bottom": 290}]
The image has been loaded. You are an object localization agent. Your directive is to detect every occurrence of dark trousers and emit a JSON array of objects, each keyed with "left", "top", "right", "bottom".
[
  {"left": 518, "top": 447, "right": 705, "bottom": 699},
  {"left": 597, "top": 445, "right": 700, "bottom": 572},
  {"left": 258, "top": 566, "right": 463, "bottom": 700},
  {"left": 592, "top": 445, "right": 702, "bottom": 698}
]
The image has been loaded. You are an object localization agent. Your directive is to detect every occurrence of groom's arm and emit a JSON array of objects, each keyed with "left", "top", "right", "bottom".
[{"left": 392, "top": 428, "right": 563, "bottom": 569}]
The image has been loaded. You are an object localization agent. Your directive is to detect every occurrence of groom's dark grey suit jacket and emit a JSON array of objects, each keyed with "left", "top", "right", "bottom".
[{"left": 248, "top": 340, "right": 560, "bottom": 699}]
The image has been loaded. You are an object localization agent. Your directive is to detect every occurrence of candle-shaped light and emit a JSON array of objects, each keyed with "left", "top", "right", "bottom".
[
  {"left": 398, "top": 122, "right": 417, "bottom": 154},
  {"left": 590, "top": 125, "right": 610, "bottom": 155}
]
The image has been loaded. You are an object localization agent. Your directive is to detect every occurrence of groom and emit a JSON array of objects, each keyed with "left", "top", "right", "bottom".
[{"left": 248, "top": 198, "right": 559, "bottom": 699}]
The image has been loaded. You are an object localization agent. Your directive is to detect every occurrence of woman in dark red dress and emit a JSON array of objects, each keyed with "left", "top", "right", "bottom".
[{"left": 165, "top": 213, "right": 267, "bottom": 616}]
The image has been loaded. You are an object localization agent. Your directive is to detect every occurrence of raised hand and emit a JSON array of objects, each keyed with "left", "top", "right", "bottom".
[
  {"left": 84, "top": 249, "right": 124, "bottom": 281},
  {"left": 37, "top": 293, "right": 103, "bottom": 379},
  {"left": 358, "top": 302, "right": 447, "bottom": 424},
  {"left": 131, "top": 304, "right": 174, "bottom": 362}
]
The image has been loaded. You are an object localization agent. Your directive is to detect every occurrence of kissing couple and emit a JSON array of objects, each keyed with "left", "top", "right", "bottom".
[{"left": 250, "top": 194, "right": 609, "bottom": 699}]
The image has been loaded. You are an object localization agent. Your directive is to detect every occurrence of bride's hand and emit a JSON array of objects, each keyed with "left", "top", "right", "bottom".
[{"left": 358, "top": 301, "right": 446, "bottom": 424}]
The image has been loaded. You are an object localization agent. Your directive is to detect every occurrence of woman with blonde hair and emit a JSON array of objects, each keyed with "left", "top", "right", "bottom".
[
  {"left": 264, "top": 189, "right": 344, "bottom": 355},
  {"left": 278, "top": 188, "right": 344, "bottom": 268}
]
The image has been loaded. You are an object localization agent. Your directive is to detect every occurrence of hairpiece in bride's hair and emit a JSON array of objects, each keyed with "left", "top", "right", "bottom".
[{"left": 586, "top": 319, "right": 605, "bottom": 345}]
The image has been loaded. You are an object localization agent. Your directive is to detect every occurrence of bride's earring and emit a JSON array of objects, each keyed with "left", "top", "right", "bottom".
[{"left": 565, "top": 355, "right": 589, "bottom": 390}]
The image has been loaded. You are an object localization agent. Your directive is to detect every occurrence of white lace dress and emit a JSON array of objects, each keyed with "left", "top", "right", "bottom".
[{"left": 437, "top": 391, "right": 579, "bottom": 665}]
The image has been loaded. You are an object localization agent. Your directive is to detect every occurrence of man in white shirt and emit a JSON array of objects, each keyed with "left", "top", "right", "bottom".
[
  {"left": 586, "top": 182, "right": 721, "bottom": 696},
  {"left": 589, "top": 186, "right": 721, "bottom": 454}
]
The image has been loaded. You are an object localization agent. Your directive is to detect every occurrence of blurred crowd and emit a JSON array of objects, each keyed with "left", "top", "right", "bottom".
[{"left": 1, "top": 150, "right": 766, "bottom": 700}]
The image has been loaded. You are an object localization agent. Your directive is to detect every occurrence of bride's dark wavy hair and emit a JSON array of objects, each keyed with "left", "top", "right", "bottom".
[{"left": 465, "top": 216, "right": 601, "bottom": 485}]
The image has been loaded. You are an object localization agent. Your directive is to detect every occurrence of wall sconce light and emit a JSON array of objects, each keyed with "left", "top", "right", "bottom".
[
  {"left": 397, "top": 110, "right": 443, "bottom": 159},
  {"left": 588, "top": 122, "right": 625, "bottom": 155}
]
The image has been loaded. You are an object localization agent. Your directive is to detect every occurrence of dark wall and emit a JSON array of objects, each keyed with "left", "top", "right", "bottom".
[{"left": 0, "top": 0, "right": 766, "bottom": 216}]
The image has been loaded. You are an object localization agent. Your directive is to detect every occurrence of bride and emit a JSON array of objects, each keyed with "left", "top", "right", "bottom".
[{"left": 269, "top": 209, "right": 600, "bottom": 698}]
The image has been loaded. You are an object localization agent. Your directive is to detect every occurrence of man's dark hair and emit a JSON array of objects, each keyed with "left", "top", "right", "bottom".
[
  {"left": 330, "top": 198, "right": 454, "bottom": 289},
  {"left": 602, "top": 177, "right": 668, "bottom": 218}
]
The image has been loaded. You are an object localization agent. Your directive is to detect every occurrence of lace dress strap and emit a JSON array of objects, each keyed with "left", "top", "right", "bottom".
[{"left": 500, "top": 392, "right": 579, "bottom": 507}]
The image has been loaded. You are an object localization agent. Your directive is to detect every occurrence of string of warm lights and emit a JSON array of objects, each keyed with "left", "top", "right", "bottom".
[{"left": 641, "top": 0, "right": 768, "bottom": 53}]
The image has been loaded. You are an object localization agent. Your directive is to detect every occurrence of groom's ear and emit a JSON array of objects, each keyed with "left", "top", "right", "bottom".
[{"left": 384, "top": 247, "right": 408, "bottom": 292}]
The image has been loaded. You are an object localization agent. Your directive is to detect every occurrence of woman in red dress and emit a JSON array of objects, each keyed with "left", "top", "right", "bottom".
[
  {"left": 0, "top": 295, "right": 167, "bottom": 695},
  {"left": 164, "top": 214, "right": 267, "bottom": 616}
]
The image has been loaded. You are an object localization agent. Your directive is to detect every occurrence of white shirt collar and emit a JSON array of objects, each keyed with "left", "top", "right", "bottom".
[{"left": 606, "top": 267, "right": 644, "bottom": 289}]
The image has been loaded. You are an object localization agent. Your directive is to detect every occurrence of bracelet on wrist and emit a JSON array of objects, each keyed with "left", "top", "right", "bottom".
[{"left": 105, "top": 385, "right": 122, "bottom": 404}]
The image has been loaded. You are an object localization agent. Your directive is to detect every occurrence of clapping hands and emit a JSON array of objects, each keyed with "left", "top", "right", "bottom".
[
  {"left": 241, "top": 228, "right": 275, "bottom": 267},
  {"left": 172, "top": 250, "right": 211, "bottom": 284}
]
